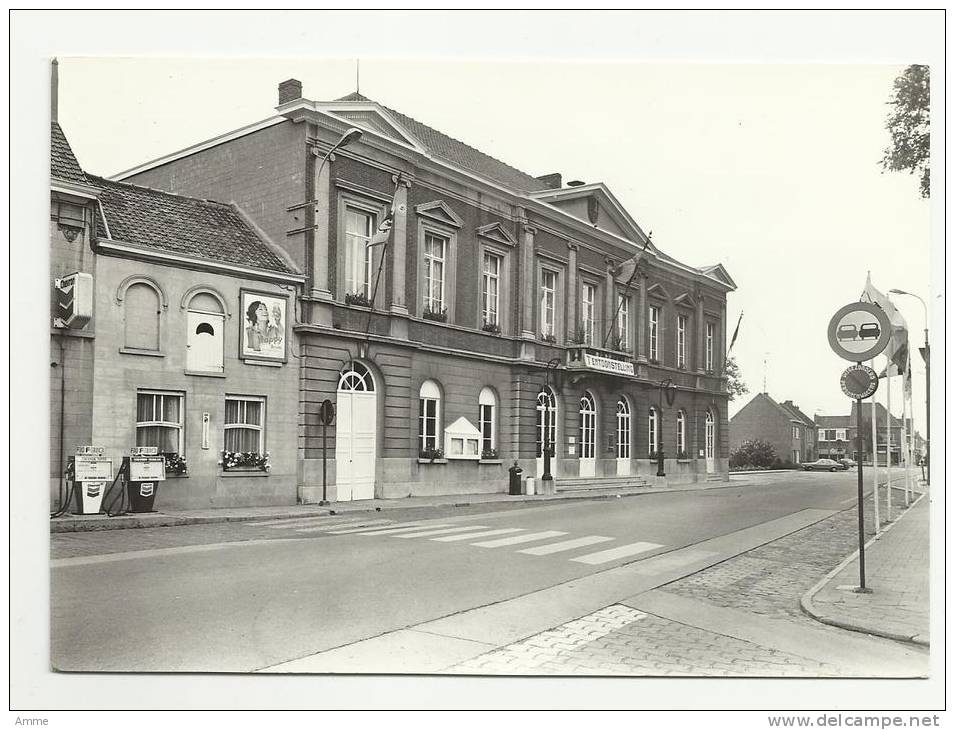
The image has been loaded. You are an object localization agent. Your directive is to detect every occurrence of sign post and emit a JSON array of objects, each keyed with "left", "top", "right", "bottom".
[
  {"left": 319, "top": 399, "right": 335, "bottom": 505},
  {"left": 828, "top": 302, "right": 891, "bottom": 593}
]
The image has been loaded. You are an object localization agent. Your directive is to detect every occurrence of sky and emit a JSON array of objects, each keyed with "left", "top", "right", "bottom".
[{"left": 55, "top": 55, "right": 934, "bottom": 432}]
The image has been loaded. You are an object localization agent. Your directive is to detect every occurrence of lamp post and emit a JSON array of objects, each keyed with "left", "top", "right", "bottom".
[
  {"left": 656, "top": 378, "right": 674, "bottom": 477},
  {"left": 889, "top": 289, "right": 929, "bottom": 485},
  {"left": 542, "top": 357, "right": 562, "bottom": 485},
  {"left": 316, "top": 127, "right": 363, "bottom": 177}
]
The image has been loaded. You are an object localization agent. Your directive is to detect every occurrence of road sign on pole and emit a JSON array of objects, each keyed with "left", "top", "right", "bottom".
[
  {"left": 827, "top": 302, "right": 892, "bottom": 362},
  {"left": 319, "top": 399, "right": 335, "bottom": 505},
  {"left": 840, "top": 364, "right": 879, "bottom": 400}
]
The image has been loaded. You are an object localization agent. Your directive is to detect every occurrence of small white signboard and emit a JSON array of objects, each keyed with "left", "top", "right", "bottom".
[
  {"left": 75, "top": 456, "right": 113, "bottom": 482},
  {"left": 129, "top": 457, "right": 166, "bottom": 482},
  {"left": 583, "top": 353, "right": 635, "bottom": 376}
]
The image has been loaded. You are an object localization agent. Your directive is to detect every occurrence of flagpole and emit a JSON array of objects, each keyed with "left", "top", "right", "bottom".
[
  {"left": 869, "top": 360, "right": 880, "bottom": 532},
  {"left": 885, "top": 371, "right": 893, "bottom": 522},
  {"left": 902, "top": 388, "right": 911, "bottom": 506}
]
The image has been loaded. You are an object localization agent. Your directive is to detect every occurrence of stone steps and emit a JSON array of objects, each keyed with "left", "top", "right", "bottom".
[{"left": 555, "top": 476, "right": 652, "bottom": 492}]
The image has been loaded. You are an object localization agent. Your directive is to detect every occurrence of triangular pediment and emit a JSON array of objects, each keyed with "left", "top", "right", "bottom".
[
  {"left": 415, "top": 200, "right": 464, "bottom": 229},
  {"left": 699, "top": 264, "right": 737, "bottom": 290},
  {"left": 529, "top": 182, "right": 652, "bottom": 247},
  {"left": 444, "top": 416, "right": 481, "bottom": 438},
  {"left": 333, "top": 108, "right": 415, "bottom": 147},
  {"left": 646, "top": 282, "right": 671, "bottom": 301},
  {"left": 476, "top": 222, "right": 517, "bottom": 247},
  {"left": 674, "top": 291, "right": 696, "bottom": 308}
]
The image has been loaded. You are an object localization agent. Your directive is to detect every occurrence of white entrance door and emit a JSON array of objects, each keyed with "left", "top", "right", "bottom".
[
  {"left": 186, "top": 311, "right": 224, "bottom": 373},
  {"left": 335, "top": 364, "right": 377, "bottom": 501},
  {"left": 616, "top": 397, "right": 631, "bottom": 476},
  {"left": 579, "top": 393, "right": 597, "bottom": 478},
  {"left": 705, "top": 411, "right": 716, "bottom": 473}
]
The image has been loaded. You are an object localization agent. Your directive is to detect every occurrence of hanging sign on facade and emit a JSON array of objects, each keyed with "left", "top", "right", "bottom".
[
  {"left": 584, "top": 353, "right": 634, "bottom": 376},
  {"left": 827, "top": 302, "right": 892, "bottom": 362},
  {"left": 840, "top": 364, "right": 879, "bottom": 400}
]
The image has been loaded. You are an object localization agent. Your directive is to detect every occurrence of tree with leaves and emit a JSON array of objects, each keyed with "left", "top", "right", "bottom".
[
  {"left": 725, "top": 356, "right": 748, "bottom": 402},
  {"left": 881, "top": 64, "right": 930, "bottom": 198}
]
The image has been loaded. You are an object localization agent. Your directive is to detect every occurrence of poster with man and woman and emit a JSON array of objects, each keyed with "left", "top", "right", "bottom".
[{"left": 240, "top": 290, "right": 287, "bottom": 362}]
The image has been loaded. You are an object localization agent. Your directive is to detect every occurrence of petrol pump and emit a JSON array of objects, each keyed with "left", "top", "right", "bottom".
[
  {"left": 70, "top": 446, "right": 113, "bottom": 515},
  {"left": 125, "top": 446, "right": 166, "bottom": 512}
]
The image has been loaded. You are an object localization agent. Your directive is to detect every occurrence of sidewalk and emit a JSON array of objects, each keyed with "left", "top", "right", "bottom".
[
  {"left": 801, "top": 490, "right": 930, "bottom": 646},
  {"left": 49, "top": 477, "right": 741, "bottom": 533}
]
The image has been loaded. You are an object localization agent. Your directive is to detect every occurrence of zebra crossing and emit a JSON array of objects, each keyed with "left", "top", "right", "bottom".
[{"left": 242, "top": 515, "right": 667, "bottom": 566}]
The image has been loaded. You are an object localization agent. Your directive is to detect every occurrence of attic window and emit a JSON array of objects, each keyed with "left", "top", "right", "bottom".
[{"left": 444, "top": 417, "right": 482, "bottom": 460}]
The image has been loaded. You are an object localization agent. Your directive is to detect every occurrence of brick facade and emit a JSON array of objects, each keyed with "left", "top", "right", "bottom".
[
  {"left": 120, "top": 82, "right": 736, "bottom": 500},
  {"left": 730, "top": 393, "right": 815, "bottom": 465}
]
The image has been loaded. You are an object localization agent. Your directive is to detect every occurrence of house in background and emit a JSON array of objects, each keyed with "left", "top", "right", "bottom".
[
  {"left": 729, "top": 392, "right": 816, "bottom": 465},
  {"left": 815, "top": 402, "right": 905, "bottom": 465}
]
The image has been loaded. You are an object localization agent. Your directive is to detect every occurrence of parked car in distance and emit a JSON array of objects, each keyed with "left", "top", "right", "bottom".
[
  {"left": 838, "top": 458, "right": 858, "bottom": 469},
  {"left": 803, "top": 458, "right": 848, "bottom": 472}
]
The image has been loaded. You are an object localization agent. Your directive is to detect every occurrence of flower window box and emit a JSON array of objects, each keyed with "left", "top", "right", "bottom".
[{"left": 220, "top": 450, "right": 271, "bottom": 472}]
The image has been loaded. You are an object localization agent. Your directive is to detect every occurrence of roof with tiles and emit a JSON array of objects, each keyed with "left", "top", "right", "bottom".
[
  {"left": 815, "top": 415, "right": 852, "bottom": 429},
  {"left": 90, "top": 175, "right": 298, "bottom": 275},
  {"left": 779, "top": 400, "right": 815, "bottom": 426},
  {"left": 335, "top": 92, "right": 550, "bottom": 194},
  {"left": 51, "top": 121, "right": 90, "bottom": 186}
]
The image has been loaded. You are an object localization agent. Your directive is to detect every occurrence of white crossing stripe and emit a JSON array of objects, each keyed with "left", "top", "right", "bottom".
[
  {"left": 246, "top": 516, "right": 350, "bottom": 528},
  {"left": 471, "top": 530, "right": 568, "bottom": 548},
  {"left": 392, "top": 525, "right": 492, "bottom": 539},
  {"left": 570, "top": 541, "right": 663, "bottom": 565},
  {"left": 355, "top": 523, "right": 454, "bottom": 536},
  {"left": 303, "top": 519, "right": 396, "bottom": 534},
  {"left": 517, "top": 535, "right": 614, "bottom": 555},
  {"left": 431, "top": 528, "right": 525, "bottom": 542}
]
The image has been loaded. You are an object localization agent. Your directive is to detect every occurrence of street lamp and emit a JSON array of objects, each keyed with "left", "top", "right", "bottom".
[
  {"left": 541, "top": 357, "right": 562, "bottom": 485},
  {"left": 888, "top": 289, "right": 929, "bottom": 484},
  {"left": 656, "top": 378, "right": 675, "bottom": 477},
  {"left": 314, "top": 127, "right": 364, "bottom": 179}
]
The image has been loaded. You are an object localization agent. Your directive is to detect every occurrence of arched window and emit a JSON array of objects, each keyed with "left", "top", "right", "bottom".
[
  {"left": 648, "top": 407, "right": 659, "bottom": 455},
  {"left": 579, "top": 392, "right": 597, "bottom": 459},
  {"left": 705, "top": 409, "right": 716, "bottom": 461},
  {"left": 124, "top": 282, "right": 161, "bottom": 351},
  {"left": 536, "top": 386, "right": 557, "bottom": 458},
  {"left": 339, "top": 362, "right": 375, "bottom": 391},
  {"left": 479, "top": 387, "right": 497, "bottom": 455},
  {"left": 419, "top": 380, "right": 441, "bottom": 453},
  {"left": 186, "top": 291, "right": 225, "bottom": 373},
  {"left": 616, "top": 397, "right": 631, "bottom": 459},
  {"left": 676, "top": 410, "right": 687, "bottom": 456}
]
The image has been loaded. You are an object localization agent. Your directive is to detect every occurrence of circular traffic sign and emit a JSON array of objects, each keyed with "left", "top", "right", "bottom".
[
  {"left": 827, "top": 302, "right": 892, "bottom": 362},
  {"left": 840, "top": 364, "right": 879, "bottom": 399},
  {"left": 319, "top": 399, "right": 335, "bottom": 426}
]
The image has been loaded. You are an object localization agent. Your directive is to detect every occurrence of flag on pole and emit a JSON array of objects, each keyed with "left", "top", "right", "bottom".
[
  {"left": 727, "top": 311, "right": 743, "bottom": 355},
  {"left": 861, "top": 273, "right": 909, "bottom": 377},
  {"left": 368, "top": 185, "right": 403, "bottom": 248}
]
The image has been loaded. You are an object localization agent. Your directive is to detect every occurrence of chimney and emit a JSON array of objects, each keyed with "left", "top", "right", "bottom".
[
  {"left": 278, "top": 78, "right": 303, "bottom": 105},
  {"left": 51, "top": 58, "right": 58, "bottom": 122},
  {"left": 535, "top": 173, "right": 562, "bottom": 190}
]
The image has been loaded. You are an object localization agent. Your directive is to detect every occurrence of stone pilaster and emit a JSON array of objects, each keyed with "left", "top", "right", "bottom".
[
  {"left": 696, "top": 290, "right": 705, "bottom": 374},
  {"left": 389, "top": 175, "right": 411, "bottom": 316},
  {"left": 604, "top": 258, "right": 615, "bottom": 347},
  {"left": 520, "top": 224, "right": 537, "bottom": 339},
  {"left": 636, "top": 273, "right": 648, "bottom": 363},
  {"left": 567, "top": 242, "right": 578, "bottom": 342}
]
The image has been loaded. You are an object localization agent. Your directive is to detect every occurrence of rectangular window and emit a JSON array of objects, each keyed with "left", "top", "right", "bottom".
[
  {"left": 649, "top": 306, "right": 660, "bottom": 361},
  {"left": 224, "top": 396, "right": 265, "bottom": 453},
  {"left": 836, "top": 429, "right": 848, "bottom": 441},
  {"left": 617, "top": 295, "right": 630, "bottom": 351},
  {"left": 581, "top": 283, "right": 597, "bottom": 345},
  {"left": 480, "top": 404, "right": 494, "bottom": 453},
  {"left": 793, "top": 426, "right": 800, "bottom": 440},
  {"left": 540, "top": 269, "right": 557, "bottom": 339},
  {"left": 677, "top": 315, "right": 687, "bottom": 368},
  {"left": 705, "top": 322, "right": 715, "bottom": 372},
  {"left": 344, "top": 207, "right": 375, "bottom": 298},
  {"left": 482, "top": 252, "right": 501, "bottom": 327},
  {"left": 825, "top": 429, "right": 837, "bottom": 441},
  {"left": 423, "top": 232, "right": 447, "bottom": 313},
  {"left": 419, "top": 397, "right": 438, "bottom": 452},
  {"left": 136, "top": 391, "right": 184, "bottom": 455}
]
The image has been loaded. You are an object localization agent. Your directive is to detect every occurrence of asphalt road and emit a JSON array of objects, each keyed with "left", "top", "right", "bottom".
[{"left": 51, "top": 470, "right": 866, "bottom": 672}]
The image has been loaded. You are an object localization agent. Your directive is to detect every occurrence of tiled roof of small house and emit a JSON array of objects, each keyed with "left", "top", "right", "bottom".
[
  {"left": 336, "top": 92, "right": 550, "bottom": 194},
  {"left": 51, "top": 121, "right": 90, "bottom": 186},
  {"left": 815, "top": 415, "right": 852, "bottom": 429},
  {"left": 90, "top": 175, "right": 298, "bottom": 275}
]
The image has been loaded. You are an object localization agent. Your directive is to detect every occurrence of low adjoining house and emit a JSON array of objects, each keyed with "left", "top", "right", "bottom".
[
  {"left": 816, "top": 402, "right": 904, "bottom": 466},
  {"left": 729, "top": 393, "right": 816, "bottom": 465}
]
